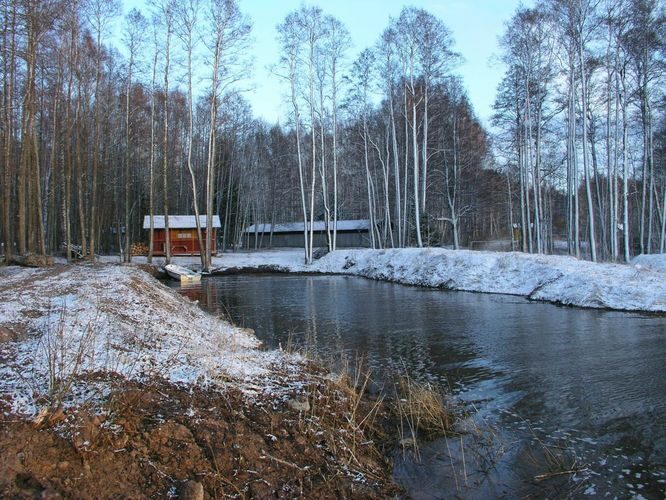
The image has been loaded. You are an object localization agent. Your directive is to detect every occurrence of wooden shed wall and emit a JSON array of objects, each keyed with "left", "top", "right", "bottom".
[{"left": 151, "top": 229, "right": 217, "bottom": 256}]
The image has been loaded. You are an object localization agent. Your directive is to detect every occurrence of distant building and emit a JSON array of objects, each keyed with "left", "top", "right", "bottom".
[
  {"left": 143, "top": 215, "right": 221, "bottom": 256},
  {"left": 243, "top": 220, "right": 372, "bottom": 248}
]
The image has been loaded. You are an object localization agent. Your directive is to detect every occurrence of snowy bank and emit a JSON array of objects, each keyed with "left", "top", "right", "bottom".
[
  {"left": 632, "top": 253, "right": 666, "bottom": 273},
  {"left": 0, "top": 264, "right": 303, "bottom": 416},
  {"left": 207, "top": 248, "right": 666, "bottom": 313}
]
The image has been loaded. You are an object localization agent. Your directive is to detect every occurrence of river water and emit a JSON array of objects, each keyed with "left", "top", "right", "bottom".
[{"left": 168, "top": 273, "right": 666, "bottom": 498}]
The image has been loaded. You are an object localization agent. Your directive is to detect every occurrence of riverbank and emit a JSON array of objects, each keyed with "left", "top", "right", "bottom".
[
  {"left": 190, "top": 248, "right": 666, "bottom": 313},
  {"left": 0, "top": 263, "right": 398, "bottom": 497}
]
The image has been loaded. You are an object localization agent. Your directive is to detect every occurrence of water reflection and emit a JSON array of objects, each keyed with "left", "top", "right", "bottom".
[
  {"left": 168, "top": 274, "right": 666, "bottom": 497},
  {"left": 178, "top": 281, "right": 220, "bottom": 311}
]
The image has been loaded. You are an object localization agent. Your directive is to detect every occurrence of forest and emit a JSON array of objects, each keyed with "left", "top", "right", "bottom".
[{"left": 0, "top": 0, "right": 664, "bottom": 270}]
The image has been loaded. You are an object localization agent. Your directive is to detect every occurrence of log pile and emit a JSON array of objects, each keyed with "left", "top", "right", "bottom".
[{"left": 131, "top": 242, "right": 149, "bottom": 256}]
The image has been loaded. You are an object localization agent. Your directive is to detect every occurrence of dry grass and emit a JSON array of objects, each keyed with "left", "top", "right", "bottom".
[
  {"left": 37, "top": 305, "right": 99, "bottom": 407},
  {"left": 296, "top": 356, "right": 389, "bottom": 481},
  {"left": 393, "top": 376, "right": 457, "bottom": 439}
]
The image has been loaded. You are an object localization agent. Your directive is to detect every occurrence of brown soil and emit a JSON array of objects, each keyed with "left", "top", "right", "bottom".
[{"left": 0, "top": 371, "right": 400, "bottom": 499}]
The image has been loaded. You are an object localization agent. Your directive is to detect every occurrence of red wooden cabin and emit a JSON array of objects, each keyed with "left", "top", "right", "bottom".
[{"left": 143, "top": 215, "right": 221, "bottom": 256}]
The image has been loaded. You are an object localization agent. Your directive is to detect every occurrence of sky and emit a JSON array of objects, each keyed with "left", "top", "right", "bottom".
[{"left": 123, "top": 0, "right": 534, "bottom": 126}]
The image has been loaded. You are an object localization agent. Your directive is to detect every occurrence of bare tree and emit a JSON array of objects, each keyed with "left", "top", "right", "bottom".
[
  {"left": 2, "top": 0, "right": 18, "bottom": 261},
  {"left": 86, "top": 0, "right": 120, "bottom": 260},
  {"left": 16, "top": 0, "right": 64, "bottom": 256},
  {"left": 147, "top": 16, "right": 159, "bottom": 263},
  {"left": 122, "top": 8, "right": 146, "bottom": 262},
  {"left": 276, "top": 9, "right": 313, "bottom": 263},
  {"left": 348, "top": 49, "right": 380, "bottom": 249},
  {"left": 414, "top": 9, "right": 459, "bottom": 218},
  {"left": 393, "top": 8, "right": 424, "bottom": 247},
  {"left": 623, "top": 0, "right": 664, "bottom": 254},
  {"left": 203, "top": 0, "right": 251, "bottom": 271},
  {"left": 377, "top": 27, "right": 403, "bottom": 247},
  {"left": 548, "top": 0, "right": 599, "bottom": 260},
  {"left": 296, "top": 6, "right": 325, "bottom": 262},
  {"left": 176, "top": 0, "right": 205, "bottom": 268},
  {"left": 324, "top": 15, "right": 350, "bottom": 251}
]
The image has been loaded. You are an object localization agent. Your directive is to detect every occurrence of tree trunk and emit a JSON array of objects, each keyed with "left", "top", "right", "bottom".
[
  {"left": 163, "top": 20, "right": 172, "bottom": 266},
  {"left": 148, "top": 34, "right": 158, "bottom": 264},
  {"left": 2, "top": 2, "right": 16, "bottom": 261},
  {"left": 124, "top": 55, "right": 133, "bottom": 262},
  {"left": 621, "top": 68, "right": 630, "bottom": 262},
  {"left": 410, "top": 75, "right": 422, "bottom": 248},
  {"left": 183, "top": 16, "right": 205, "bottom": 268},
  {"left": 331, "top": 59, "right": 339, "bottom": 251},
  {"left": 580, "top": 41, "right": 597, "bottom": 262},
  {"left": 389, "top": 92, "right": 402, "bottom": 247}
]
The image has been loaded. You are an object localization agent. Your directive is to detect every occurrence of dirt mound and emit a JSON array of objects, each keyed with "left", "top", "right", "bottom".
[
  {"left": 0, "top": 263, "right": 401, "bottom": 497},
  {"left": 0, "top": 374, "right": 398, "bottom": 498}
]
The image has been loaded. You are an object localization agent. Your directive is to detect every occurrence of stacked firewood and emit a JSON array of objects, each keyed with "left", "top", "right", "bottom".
[{"left": 131, "top": 242, "right": 149, "bottom": 256}]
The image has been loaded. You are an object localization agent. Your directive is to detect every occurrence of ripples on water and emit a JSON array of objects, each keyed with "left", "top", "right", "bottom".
[{"left": 170, "top": 274, "right": 666, "bottom": 498}]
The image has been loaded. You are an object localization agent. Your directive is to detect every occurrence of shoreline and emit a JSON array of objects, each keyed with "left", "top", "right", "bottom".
[{"left": 133, "top": 248, "right": 666, "bottom": 313}]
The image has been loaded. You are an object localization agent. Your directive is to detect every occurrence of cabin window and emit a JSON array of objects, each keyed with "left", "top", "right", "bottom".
[{"left": 177, "top": 233, "right": 190, "bottom": 239}]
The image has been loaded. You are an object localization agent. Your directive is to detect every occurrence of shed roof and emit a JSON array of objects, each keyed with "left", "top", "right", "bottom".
[
  {"left": 143, "top": 215, "right": 221, "bottom": 229},
  {"left": 244, "top": 220, "right": 370, "bottom": 234}
]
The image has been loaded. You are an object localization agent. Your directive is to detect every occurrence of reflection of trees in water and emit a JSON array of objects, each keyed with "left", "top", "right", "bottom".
[
  {"left": 178, "top": 283, "right": 203, "bottom": 303},
  {"left": 171, "top": 276, "right": 496, "bottom": 393},
  {"left": 176, "top": 281, "right": 223, "bottom": 319}
]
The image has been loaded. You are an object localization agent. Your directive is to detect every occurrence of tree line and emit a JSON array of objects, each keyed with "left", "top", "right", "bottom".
[
  {"left": 494, "top": 0, "right": 665, "bottom": 262},
  {"left": 1, "top": 0, "right": 664, "bottom": 268}
]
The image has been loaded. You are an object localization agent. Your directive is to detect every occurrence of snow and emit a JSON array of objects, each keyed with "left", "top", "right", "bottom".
[
  {"left": 142, "top": 215, "right": 221, "bottom": 229},
  {"left": 631, "top": 253, "right": 666, "bottom": 273},
  {"left": 244, "top": 219, "right": 370, "bottom": 234},
  {"left": 194, "top": 248, "right": 666, "bottom": 313},
  {"left": 113, "top": 249, "right": 666, "bottom": 312},
  {"left": 0, "top": 264, "right": 303, "bottom": 417}
]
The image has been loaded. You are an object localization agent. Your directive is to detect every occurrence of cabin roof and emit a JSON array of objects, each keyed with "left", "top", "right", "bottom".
[
  {"left": 143, "top": 215, "right": 221, "bottom": 229},
  {"left": 244, "top": 220, "right": 370, "bottom": 234}
]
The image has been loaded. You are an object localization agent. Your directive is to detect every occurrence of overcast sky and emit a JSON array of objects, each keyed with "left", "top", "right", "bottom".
[{"left": 124, "top": 0, "right": 534, "bottom": 126}]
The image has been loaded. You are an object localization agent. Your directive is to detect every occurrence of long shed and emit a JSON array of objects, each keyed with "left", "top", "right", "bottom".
[
  {"left": 143, "top": 215, "right": 221, "bottom": 256},
  {"left": 243, "top": 220, "right": 372, "bottom": 248}
]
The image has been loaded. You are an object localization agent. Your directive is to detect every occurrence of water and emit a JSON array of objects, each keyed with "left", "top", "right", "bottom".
[{"left": 169, "top": 274, "right": 666, "bottom": 498}]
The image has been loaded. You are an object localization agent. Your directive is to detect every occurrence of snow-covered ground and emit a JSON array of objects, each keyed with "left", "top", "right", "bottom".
[
  {"left": 133, "top": 248, "right": 666, "bottom": 313},
  {"left": 0, "top": 264, "right": 303, "bottom": 417},
  {"left": 632, "top": 253, "right": 666, "bottom": 273}
]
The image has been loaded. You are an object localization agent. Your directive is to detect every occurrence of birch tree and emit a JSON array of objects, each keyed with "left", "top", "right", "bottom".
[
  {"left": 299, "top": 6, "right": 325, "bottom": 262},
  {"left": 377, "top": 27, "right": 403, "bottom": 247},
  {"left": 414, "top": 9, "right": 458, "bottom": 218},
  {"left": 623, "top": 0, "right": 665, "bottom": 254},
  {"left": 204, "top": 0, "right": 251, "bottom": 271},
  {"left": 147, "top": 17, "right": 159, "bottom": 263},
  {"left": 348, "top": 49, "right": 380, "bottom": 249},
  {"left": 176, "top": 0, "right": 205, "bottom": 268},
  {"left": 393, "top": 8, "right": 424, "bottom": 247},
  {"left": 323, "top": 15, "right": 350, "bottom": 251},
  {"left": 276, "top": 14, "right": 307, "bottom": 261},
  {"left": 549, "top": 0, "right": 599, "bottom": 260},
  {"left": 156, "top": 0, "right": 176, "bottom": 264},
  {"left": 122, "top": 9, "right": 146, "bottom": 262}
]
